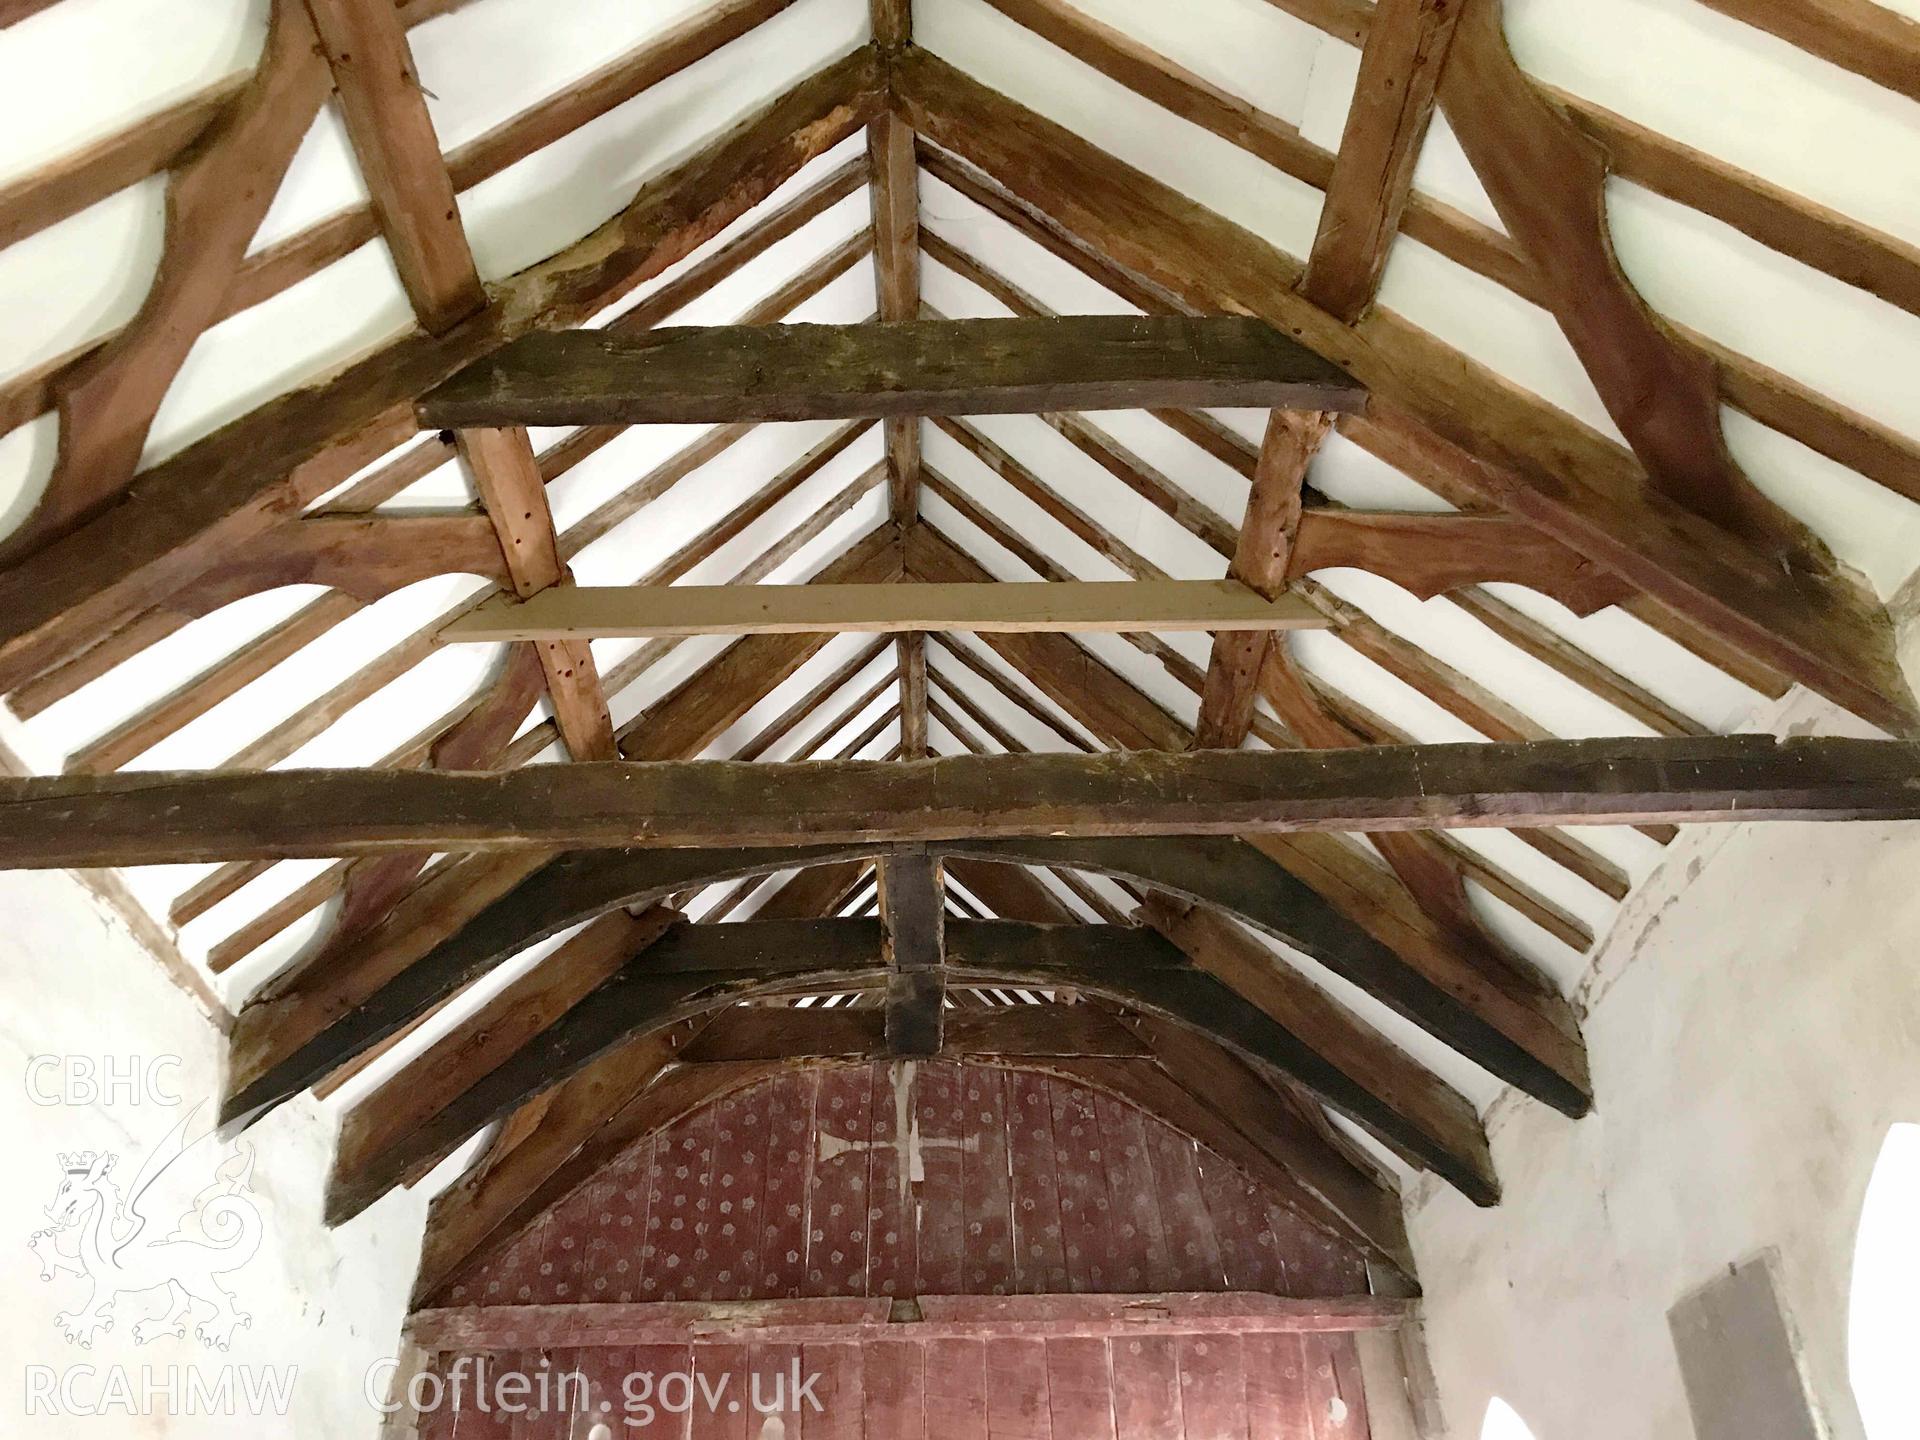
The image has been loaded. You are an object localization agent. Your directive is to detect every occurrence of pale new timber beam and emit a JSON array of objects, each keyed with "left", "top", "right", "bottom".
[
  {"left": 0, "top": 48, "right": 886, "bottom": 697},
  {"left": 441, "top": 579, "right": 1329, "bottom": 641},
  {"left": 893, "top": 49, "right": 1917, "bottom": 733},
  {"left": 9, "top": 737, "right": 1920, "bottom": 872},
  {"left": 1302, "top": 0, "right": 1463, "bottom": 321},
  {"left": 878, "top": 845, "right": 945, "bottom": 1054},
  {"left": 1194, "top": 409, "right": 1335, "bottom": 749},
  {"left": 303, "top": 0, "right": 486, "bottom": 332},
  {"left": 415, "top": 315, "right": 1367, "bottom": 427}
]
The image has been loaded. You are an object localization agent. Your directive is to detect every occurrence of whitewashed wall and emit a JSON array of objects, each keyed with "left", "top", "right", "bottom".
[
  {"left": 1406, "top": 692, "right": 1920, "bottom": 1440},
  {"left": 0, "top": 866, "right": 428, "bottom": 1437}
]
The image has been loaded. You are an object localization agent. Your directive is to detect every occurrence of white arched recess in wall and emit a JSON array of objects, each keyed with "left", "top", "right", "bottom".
[
  {"left": 1481, "top": 1398, "right": 1539, "bottom": 1440},
  {"left": 1850, "top": 1123, "right": 1920, "bottom": 1437}
]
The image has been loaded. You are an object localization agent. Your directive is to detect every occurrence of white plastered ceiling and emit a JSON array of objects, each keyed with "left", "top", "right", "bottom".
[{"left": 1, "top": 0, "right": 1916, "bottom": 1194}]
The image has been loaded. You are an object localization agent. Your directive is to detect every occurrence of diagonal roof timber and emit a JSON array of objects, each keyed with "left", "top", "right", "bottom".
[
  {"left": 221, "top": 843, "right": 884, "bottom": 1126},
  {"left": 0, "top": 0, "right": 812, "bottom": 436},
  {"left": 225, "top": 535, "right": 902, "bottom": 1099},
  {"left": 962, "top": 0, "right": 1920, "bottom": 509},
  {"left": 327, "top": 918, "right": 1493, "bottom": 1228},
  {"left": 943, "top": 919, "right": 1498, "bottom": 1202},
  {"left": 0, "top": 45, "right": 886, "bottom": 696},
  {"left": 893, "top": 50, "right": 1917, "bottom": 732},
  {"left": 944, "top": 835, "right": 1586, "bottom": 1117}
]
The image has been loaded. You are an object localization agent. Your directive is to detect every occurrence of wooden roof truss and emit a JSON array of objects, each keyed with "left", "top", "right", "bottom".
[{"left": 2, "top": 0, "right": 1918, "bottom": 1298}]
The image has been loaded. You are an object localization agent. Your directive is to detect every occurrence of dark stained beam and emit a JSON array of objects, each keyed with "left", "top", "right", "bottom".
[
  {"left": 942, "top": 919, "right": 1498, "bottom": 1203},
  {"left": 678, "top": 1001, "right": 1149, "bottom": 1062},
  {"left": 0, "top": 48, "right": 886, "bottom": 698},
  {"left": 415, "top": 315, "right": 1367, "bottom": 427},
  {"left": 408, "top": 1293, "right": 1410, "bottom": 1348},
  {"left": 893, "top": 47, "right": 1917, "bottom": 734},
  {"left": 337, "top": 918, "right": 1485, "bottom": 1226},
  {"left": 325, "top": 919, "right": 891, "bottom": 1224},
  {"left": 11, "top": 736, "right": 1919, "bottom": 871},
  {"left": 943, "top": 835, "right": 1586, "bottom": 1119},
  {"left": 221, "top": 846, "right": 881, "bottom": 1125},
  {"left": 878, "top": 845, "right": 945, "bottom": 1055}
]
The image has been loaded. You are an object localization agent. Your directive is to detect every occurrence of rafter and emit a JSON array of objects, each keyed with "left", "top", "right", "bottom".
[
  {"left": 895, "top": 52, "right": 1916, "bottom": 730},
  {"left": 0, "top": 0, "right": 804, "bottom": 436},
  {"left": 1690, "top": 0, "right": 1920, "bottom": 104},
  {"left": 0, "top": 46, "right": 886, "bottom": 697},
  {"left": 6, "top": 0, "right": 331, "bottom": 560},
  {"left": 951, "top": 0, "right": 1920, "bottom": 505}
]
